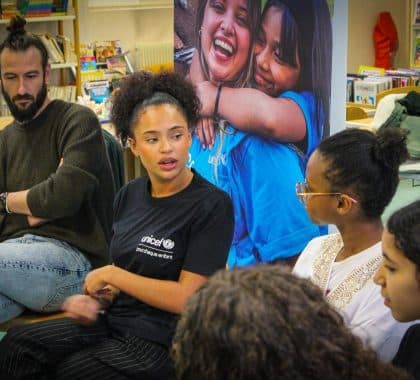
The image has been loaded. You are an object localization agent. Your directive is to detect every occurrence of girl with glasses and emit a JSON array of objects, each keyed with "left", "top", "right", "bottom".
[{"left": 293, "top": 127, "right": 413, "bottom": 361}]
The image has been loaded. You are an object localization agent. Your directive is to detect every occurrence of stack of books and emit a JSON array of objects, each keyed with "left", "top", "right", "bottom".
[
  {"left": 385, "top": 68, "right": 420, "bottom": 87},
  {"left": 24, "top": 1, "right": 53, "bottom": 17},
  {"left": 48, "top": 85, "right": 77, "bottom": 103},
  {"left": 0, "top": 1, "right": 53, "bottom": 19},
  {"left": 0, "top": 1, "right": 20, "bottom": 19}
]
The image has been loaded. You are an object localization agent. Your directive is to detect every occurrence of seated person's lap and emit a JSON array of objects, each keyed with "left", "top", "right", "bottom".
[{"left": 0, "top": 234, "right": 91, "bottom": 322}]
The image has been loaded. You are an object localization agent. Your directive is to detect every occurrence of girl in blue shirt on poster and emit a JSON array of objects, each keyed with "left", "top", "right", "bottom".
[{"left": 188, "top": 0, "right": 331, "bottom": 267}]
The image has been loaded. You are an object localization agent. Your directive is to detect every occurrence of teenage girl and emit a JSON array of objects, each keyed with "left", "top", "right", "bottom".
[
  {"left": 374, "top": 200, "right": 420, "bottom": 379},
  {"left": 293, "top": 127, "right": 414, "bottom": 361}
]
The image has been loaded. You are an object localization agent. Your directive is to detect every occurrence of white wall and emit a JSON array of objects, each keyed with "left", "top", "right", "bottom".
[{"left": 77, "top": 1, "right": 173, "bottom": 68}]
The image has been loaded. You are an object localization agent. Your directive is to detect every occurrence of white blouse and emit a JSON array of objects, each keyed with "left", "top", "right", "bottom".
[{"left": 293, "top": 233, "right": 415, "bottom": 361}]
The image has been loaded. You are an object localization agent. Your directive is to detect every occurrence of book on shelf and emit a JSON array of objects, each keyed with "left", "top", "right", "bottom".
[
  {"left": 384, "top": 68, "right": 420, "bottom": 87},
  {"left": 52, "top": 0, "right": 68, "bottom": 15},
  {"left": 80, "top": 56, "right": 97, "bottom": 71},
  {"left": 415, "top": 32, "right": 420, "bottom": 66},
  {"left": 56, "top": 35, "right": 77, "bottom": 64},
  {"left": 48, "top": 85, "right": 77, "bottom": 103},
  {"left": 0, "top": 0, "right": 20, "bottom": 19},
  {"left": 415, "top": 0, "right": 420, "bottom": 25},
  {"left": 358, "top": 65, "right": 385, "bottom": 77},
  {"left": 94, "top": 40, "right": 123, "bottom": 63},
  {"left": 24, "top": 2, "right": 54, "bottom": 18},
  {"left": 35, "top": 33, "right": 65, "bottom": 64}
]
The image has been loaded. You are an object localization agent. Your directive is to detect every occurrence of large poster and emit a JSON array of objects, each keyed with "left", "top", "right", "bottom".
[{"left": 175, "top": 0, "right": 333, "bottom": 268}]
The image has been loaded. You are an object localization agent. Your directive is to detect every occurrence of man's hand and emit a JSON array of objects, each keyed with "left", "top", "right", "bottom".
[{"left": 27, "top": 215, "right": 48, "bottom": 227}]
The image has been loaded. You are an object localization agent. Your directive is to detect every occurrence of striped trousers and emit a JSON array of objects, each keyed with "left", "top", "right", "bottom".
[{"left": 0, "top": 317, "right": 174, "bottom": 380}]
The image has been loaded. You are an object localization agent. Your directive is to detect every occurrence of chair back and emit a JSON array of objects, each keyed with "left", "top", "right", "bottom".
[
  {"left": 346, "top": 106, "right": 368, "bottom": 121},
  {"left": 102, "top": 129, "right": 125, "bottom": 191},
  {"left": 376, "top": 86, "right": 420, "bottom": 106}
]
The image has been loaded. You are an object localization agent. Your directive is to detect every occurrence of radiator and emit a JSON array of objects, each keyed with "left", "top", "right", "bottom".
[{"left": 135, "top": 41, "right": 174, "bottom": 71}]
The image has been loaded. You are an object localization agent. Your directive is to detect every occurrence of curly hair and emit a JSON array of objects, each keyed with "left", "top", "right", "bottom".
[
  {"left": 173, "top": 266, "right": 411, "bottom": 380},
  {"left": 317, "top": 127, "right": 409, "bottom": 218},
  {"left": 111, "top": 71, "right": 201, "bottom": 146},
  {"left": 387, "top": 200, "right": 420, "bottom": 269},
  {"left": 0, "top": 15, "right": 49, "bottom": 71}
]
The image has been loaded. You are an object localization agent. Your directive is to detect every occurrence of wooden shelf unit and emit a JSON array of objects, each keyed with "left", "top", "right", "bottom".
[{"left": 0, "top": 0, "right": 81, "bottom": 96}]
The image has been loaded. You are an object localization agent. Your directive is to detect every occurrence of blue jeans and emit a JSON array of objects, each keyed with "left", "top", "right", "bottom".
[{"left": 0, "top": 234, "right": 91, "bottom": 323}]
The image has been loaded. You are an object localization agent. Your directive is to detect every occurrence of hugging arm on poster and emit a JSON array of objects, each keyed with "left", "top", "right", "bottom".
[
  {"left": 189, "top": 54, "right": 306, "bottom": 146},
  {"left": 196, "top": 81, "right": 306, "bottom": 141}
]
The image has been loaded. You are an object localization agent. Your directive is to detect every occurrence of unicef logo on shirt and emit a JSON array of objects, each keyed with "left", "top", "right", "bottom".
[{"left": 162, "top": 239, "right": 175, "bottom": 250}]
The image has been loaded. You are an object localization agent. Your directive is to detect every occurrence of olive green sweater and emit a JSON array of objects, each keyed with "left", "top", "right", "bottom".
[{"left": 0, "top": 100, "right": 115, "bottom": 268}]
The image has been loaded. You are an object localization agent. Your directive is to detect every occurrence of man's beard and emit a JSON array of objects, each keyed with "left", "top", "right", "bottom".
[{"left": 1, "top": 81, "right": 48, "bottom": 123}]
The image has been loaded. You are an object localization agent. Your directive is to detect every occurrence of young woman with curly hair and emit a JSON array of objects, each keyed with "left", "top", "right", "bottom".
[
  {"left": 173, "top": 265, "right": 412, "bottom": 380},
  {"left": 0, "top": 71, "right": 234, "bottom": 380}
]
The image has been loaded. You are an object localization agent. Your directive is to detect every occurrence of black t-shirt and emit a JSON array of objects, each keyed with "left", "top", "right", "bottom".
[
  {"left": 393, "top": 324, "right": 420, "bottom": 379},
  {"left": 106, "top": 171, "right": 234, "bottom": 346}
]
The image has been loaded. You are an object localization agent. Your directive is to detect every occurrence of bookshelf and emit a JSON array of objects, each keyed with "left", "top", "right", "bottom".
[{"left": 0, "top": 0, "right": 81, "bottom": 96}]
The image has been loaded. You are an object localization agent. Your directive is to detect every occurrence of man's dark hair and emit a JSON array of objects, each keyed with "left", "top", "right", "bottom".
[
  {"left": 0, "top": 15, "right": 49, "bottom": 71},
  {"left": 173, "top": 265, "right": 411, "bottom": 380}
]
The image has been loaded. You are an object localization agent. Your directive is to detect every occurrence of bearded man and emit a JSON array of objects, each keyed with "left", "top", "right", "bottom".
[{"left": 0, "top": 15, "right": 115, "bottom": 324}]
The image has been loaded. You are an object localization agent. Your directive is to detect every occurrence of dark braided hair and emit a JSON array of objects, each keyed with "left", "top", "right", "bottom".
[
  {"left": 0, "top": 15, "right": 49, "bottom": 71},
  {"left": 111, "top": 71, "right": 201, "bottom": 146},
  {"left": 173, "top": 265, "right": 411, "bottom": 380},
  {"left": 317, "top": 127, "right": 409, "bottom": 218},
  {"left": 387, "top": 200, "right": 420, "bottom": 269}
]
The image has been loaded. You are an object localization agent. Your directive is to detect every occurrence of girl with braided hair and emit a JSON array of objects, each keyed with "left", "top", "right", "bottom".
[{"left": 293, "top": 127, "right": 414, "bottom": 361}]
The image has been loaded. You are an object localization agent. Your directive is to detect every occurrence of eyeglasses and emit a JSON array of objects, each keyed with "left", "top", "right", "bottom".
[{"left": 295, "top": 181, "right": 358, "bottom": 205}]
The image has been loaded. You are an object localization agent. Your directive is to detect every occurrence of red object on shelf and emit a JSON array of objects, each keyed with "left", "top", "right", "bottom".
[{"left": 373, "top": 12, "right": 398, "bottom": 69}]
